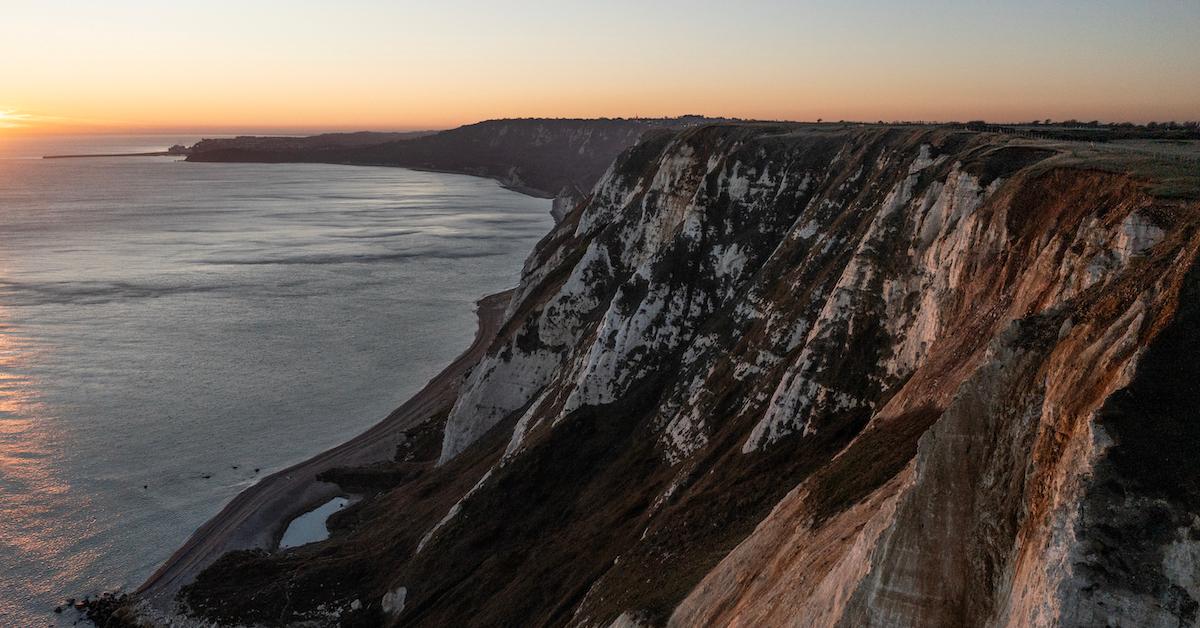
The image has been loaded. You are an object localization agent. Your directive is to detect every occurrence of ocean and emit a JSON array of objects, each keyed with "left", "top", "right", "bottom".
[{"left": 0, "top": 135, "right": 552, "bottom": 625}]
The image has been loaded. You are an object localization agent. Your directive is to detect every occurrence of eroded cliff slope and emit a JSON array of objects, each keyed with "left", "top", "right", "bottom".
[{"left": 176, "top": 124, "right": 1200, "bottom": 627}]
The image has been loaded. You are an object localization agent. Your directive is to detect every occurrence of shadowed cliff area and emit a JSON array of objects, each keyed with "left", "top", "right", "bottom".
[{"left": 185, "top": 117, "right": 737, "bottom": 199}]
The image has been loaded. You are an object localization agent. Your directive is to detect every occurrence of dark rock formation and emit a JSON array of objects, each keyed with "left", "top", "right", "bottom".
[{"left": 186, "top": 118, "right": 732, "bottom": 198}]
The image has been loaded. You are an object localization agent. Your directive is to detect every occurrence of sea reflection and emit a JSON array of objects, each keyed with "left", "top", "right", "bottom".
[
  {"left": 0, "top": 138, "right": 552, "bottom": 625},
  {"left": 0, "top": 316, "right": 38, "bottom": 416},
  {"left": 0, "top": 308, "right": 89, "bottom": 621}
]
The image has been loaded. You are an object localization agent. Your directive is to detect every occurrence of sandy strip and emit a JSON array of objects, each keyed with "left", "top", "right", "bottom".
[{"left": 136, "top": 290, "right": 512, "bottom": 609}]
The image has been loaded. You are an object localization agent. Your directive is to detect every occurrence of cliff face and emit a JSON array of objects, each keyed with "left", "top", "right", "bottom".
[{"left": 177, "top": 125, "right": 1200, "bottom": 627}]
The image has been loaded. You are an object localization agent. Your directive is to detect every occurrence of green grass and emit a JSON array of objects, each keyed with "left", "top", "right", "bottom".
[{"left": 1021, "top": 139, "right": 1200, "bottom": 200}]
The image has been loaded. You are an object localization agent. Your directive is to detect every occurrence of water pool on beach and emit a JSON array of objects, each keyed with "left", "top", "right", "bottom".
[
  {"left": 0, "top": 135, "right": 552, "bottom": 625},
  {"left": 279, "top": 497, "right": 352, "bottom": 549}
]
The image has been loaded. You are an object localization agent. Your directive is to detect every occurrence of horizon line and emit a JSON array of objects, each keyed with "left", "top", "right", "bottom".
[{"left": 7, "top": 116, "right": 1200, "bottom": 138}]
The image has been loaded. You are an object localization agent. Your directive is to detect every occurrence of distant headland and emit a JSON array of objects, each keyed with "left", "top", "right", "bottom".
[{"left": 43, "top": 144, "right": 193, "bottom": 159}]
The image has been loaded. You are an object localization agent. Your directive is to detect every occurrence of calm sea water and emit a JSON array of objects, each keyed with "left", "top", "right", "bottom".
[{"left": 0, "top": 135, "right": 551, "bottom": 625}]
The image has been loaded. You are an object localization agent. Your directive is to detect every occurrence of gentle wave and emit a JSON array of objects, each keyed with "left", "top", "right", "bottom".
[{"left": 0, "top": 139, "right": 552, "bottom": 625}]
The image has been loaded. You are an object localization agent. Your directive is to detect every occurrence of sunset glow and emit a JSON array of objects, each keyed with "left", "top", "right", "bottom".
[
  {"left": 2, "top": 1, "right": 1199, "bottom": 132},
  {"left": 0, "top": 110, "right": 32, "bottom": 129}
]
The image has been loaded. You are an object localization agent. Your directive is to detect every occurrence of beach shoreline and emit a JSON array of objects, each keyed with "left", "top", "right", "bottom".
[{"left": 135, "top": 289, "right": 513, "bottom": 610}]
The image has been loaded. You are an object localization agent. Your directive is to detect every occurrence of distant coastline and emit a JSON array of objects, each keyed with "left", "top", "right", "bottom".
[
  {"left": 44, "top": 151, "right": 175, "bottom": 159},
  {"left": 44, "top": 145, "right": 191, "bottom": 159}
]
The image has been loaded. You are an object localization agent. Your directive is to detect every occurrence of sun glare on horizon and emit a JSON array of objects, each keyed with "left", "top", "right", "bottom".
[{"left": 0, "top": 109, "right": 32, "bottom": 129}]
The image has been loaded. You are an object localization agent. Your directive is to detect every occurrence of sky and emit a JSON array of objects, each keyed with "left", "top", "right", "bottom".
[{"left": 1, "top": 0, "right": 1197, "bottom": 133}]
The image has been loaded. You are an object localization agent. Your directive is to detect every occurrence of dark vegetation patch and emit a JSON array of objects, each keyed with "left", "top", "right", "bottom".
[
  {"left": 1069, "top": 239, "right": 1200, "bottom": 622},
  {"left": 180, "top": 549, "right": 304, "bottom": 625},
  {"left": 393, "top": 411, "right": 448, "bottom": 463},
  {"left": 1092, "top": 257, "right": 1200, "bottom": 506},
  {"left": 1003, "top": 168, "right": 1143, "bottom": 247},
  {"left": 317, "top": 410, "right": 448, "bottom": 493},
  {"left": 805, "top": 404, "right": 943, "bottom": 525},
  {"left": 613, "top": 274, "right": 650, "bottom": 318},
  {"left": 961, "top": 146, "right": 1057, "bottom": 186},
  {"left": 317, "top": 462, "right": 423, "bottom": 494},
  {"left": 78, "top": 593, "right": 147, "bottom": 628},
  {"left": 593, "top": 405, "right": 875, "bottom": 624},
  {"left": 494, "top": 240, "right": 588, "bottom": 346},
  {"left": 179, "top": 402, "right": 521, "bottom": 626},
  {"left": 396, "top": 378, "right": 671, "bottom": 627},
  {"left": 610, "top": 129, "right": 677, "bottom": 186}
]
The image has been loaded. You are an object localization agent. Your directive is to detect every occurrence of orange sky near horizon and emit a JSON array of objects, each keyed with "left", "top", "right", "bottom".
[{"left": 2, "top": 1, "right": 1198, "bottom": 135}]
